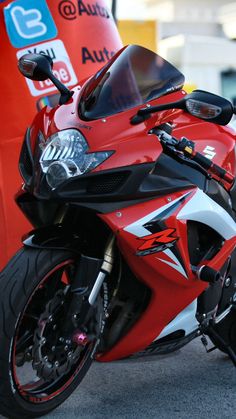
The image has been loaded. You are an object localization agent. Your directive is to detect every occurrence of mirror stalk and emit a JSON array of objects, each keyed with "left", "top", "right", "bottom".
[
  {"left": 131, "top": 90, "right": 234, "bottom": 126},
  {"left": 48, "top": 72, "right": 74, "bottom": 105}
]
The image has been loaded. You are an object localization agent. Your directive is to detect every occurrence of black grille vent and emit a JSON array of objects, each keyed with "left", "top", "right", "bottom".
[
  {"left": 19, "top": 129, "right": 34, "bottom": 184},
  {"left": 87, "top": 172, "right": 129, "bottom": 194}
]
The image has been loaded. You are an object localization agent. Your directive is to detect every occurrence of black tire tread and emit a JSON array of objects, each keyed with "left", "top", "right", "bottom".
[{"left": 0, "top": 247, "right": 94, "bottom": 419}]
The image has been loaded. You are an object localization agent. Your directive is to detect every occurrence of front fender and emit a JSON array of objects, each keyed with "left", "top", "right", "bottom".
[{"left": 23, "top": 224, "right": 81, "bottom": 254}]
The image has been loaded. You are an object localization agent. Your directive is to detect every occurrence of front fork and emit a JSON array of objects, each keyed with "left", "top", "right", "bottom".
[
  {"left": 88, "top": 235, "right": 115, "bottom": 305},
  {"left": 64, "top": 235, "right": 115, "bottom": 342}
]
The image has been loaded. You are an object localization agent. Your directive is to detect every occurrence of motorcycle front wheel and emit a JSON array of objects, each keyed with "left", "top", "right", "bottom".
[{"left": 0, "top": 247, "right": 102, "bottom": 418}]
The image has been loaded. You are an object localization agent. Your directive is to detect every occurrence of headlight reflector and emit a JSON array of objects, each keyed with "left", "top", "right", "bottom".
[{"left": 39, "top": 129, "right": 113, "bottom": 189}]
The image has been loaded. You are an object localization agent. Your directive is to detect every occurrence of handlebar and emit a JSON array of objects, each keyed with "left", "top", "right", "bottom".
[
  {"left": 154, "top": 129, "right": 235, "bottom": 186},
  {"left": 176, "top": 137, "right": 235, "bottom": 185}
]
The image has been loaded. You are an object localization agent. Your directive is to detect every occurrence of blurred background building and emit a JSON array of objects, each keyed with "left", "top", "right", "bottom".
[{"left": 108, "top": 0, "right": 236, "bottom": 103}]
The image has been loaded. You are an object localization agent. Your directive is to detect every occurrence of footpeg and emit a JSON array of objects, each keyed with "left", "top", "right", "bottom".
[{"left": 200, "top": 334, "right": 217, "bottom": 353}]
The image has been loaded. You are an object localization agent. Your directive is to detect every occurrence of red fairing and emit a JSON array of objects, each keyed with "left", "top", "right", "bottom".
[
  {"left": 26, "top": 80, "right": 236, "bottom": 363},
  {"left": 172, "top": 114, "right": 236, "bottom": 175},
  {"left": 96, "top": 190, "right": 203, "bottom": 360},
  {"left": 28, "top": 88, "right": 185, "bottom": 171},
  {"left": 29, "top": 85, "right": 236, "bottom": 179},
  {"left": 97, "top": 189, "right": 236, "bottom": 361},
  {"left": 22, "top": 51, "right": 236, "bottom": 363}
]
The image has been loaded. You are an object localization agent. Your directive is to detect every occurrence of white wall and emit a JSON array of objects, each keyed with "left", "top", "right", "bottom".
[{"left": 159, "top": 35, "right": 236, "bottom": 95}]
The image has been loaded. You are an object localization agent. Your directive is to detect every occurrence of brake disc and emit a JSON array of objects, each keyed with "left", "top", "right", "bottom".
[{"left": 32, "top": 289, "right": 86, "bottom": 380}]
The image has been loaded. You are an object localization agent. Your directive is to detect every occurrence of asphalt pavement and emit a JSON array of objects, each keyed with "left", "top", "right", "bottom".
[
  {"left": 0, "top": 337, "right": 235, "bottom": 418},
  {"left": 45, "top": 337, "right": 235, "bottom": 419}
]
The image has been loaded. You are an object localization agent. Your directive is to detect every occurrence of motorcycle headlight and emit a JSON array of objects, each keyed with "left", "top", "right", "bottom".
[{"left": 39, "top": 129, "right": 113, "bottom": 189}]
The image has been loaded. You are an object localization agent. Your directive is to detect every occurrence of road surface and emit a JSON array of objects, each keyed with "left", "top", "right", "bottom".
[{"left": 44, "top": 337, "right": 236, "bottom": 419}]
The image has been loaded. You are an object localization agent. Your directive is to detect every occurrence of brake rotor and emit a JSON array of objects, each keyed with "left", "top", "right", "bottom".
[{"left": 32, "top": 289, "right": 88, "bottom": 380}]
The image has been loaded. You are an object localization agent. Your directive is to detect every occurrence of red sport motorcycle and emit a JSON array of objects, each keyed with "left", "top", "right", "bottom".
[{"left": 0, "top": 45, "right": 236, "bottom": 418}]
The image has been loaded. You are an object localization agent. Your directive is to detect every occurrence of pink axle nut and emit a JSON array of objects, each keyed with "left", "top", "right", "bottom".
[{"left": 72, "top": 331, "right": 88, "bottom": 346}]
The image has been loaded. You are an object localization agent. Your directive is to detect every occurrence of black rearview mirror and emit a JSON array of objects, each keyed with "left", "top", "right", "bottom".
[
  {"left": 18, "top": 53, "right": 73, "bottom": 105},
  {"left": 18, "top": 53, "right": 53, "bottom": 81},
  {"left": 185, "top": 90, "right": 234, "bottom": 125}
]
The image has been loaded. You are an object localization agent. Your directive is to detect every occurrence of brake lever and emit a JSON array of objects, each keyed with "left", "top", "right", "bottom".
[{"left": 150, "top": 128, "right": 212, "bottom": 179}]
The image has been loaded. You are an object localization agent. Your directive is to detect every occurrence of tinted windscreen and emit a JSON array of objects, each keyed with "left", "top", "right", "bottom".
[{"left": 80, "top": 45, "right": 185, "bottom": 120}]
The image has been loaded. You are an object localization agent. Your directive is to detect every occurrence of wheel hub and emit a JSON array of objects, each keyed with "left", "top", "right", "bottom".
[{"left": 32, "top": 290, "right": 89, "bottom": 380}]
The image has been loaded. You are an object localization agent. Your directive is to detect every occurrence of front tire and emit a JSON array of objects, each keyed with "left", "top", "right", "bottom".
[{"left": 0, "top": 247, "right": 101, "bottom": 418}]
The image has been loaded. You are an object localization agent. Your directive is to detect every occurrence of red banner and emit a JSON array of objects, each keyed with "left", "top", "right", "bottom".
[{"left": 0, "top": 0, "right": 122, "bottom": 267}]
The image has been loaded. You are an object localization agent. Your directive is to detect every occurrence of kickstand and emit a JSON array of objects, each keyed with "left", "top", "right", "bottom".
[{"left": 201, "top": 334, "right": 217, "bottom": 353}]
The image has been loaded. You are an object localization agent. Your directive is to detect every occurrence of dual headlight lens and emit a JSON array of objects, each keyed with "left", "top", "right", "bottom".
[{"left": 39, "top": 129, "right": 112, "bottom": 189}]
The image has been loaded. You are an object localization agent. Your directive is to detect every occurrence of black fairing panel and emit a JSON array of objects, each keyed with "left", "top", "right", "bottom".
[
  {"left": 27, "top": 160, "right": 196, "bottom": 203},
  {"left": 152, "top": 154, "right": 206, "bottom": 190},
  {"left": 23, "top": 225, "right": 82, "bottom": 253},
  {"left": 23, "top": 213, "right": 111, "bottom": 258},
  {"left": 206, "top": 179, "right": 234, "bottom": 218},
  {"left": 152, "top": 156, "right": 234, "bottom": 219},
  {"left": 19, "top": 141, "right": 234, "bottom": 220},
  {"left": 229, "top": 179, "right": 236, "bottom": 212},
  {"left": 218, "top": 249, "right": 236, "bottom": 314},
  {"left": 31, "top": 163, "right": 153, "bottom": 201}
]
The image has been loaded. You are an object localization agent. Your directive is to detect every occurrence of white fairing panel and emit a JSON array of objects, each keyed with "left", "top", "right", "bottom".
[
  {"left": 177, "top": 189, "right": 236, "bottom": 240},
  {"left": 157, "top": 249, "right": 188, "bottom": 279},
  {"left": 155, "top": 299, "right": 199, "bottom": 341}
]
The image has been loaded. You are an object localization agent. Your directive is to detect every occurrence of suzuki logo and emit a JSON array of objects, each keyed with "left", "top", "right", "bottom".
[
  {"left": 203, "top": 145, "right": 216, "bottom": 160},
  {"left": 136, "top": 229, "right": 178, "bottom": 256}
]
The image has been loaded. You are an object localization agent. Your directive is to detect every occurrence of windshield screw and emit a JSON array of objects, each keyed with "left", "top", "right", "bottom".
[
  {"left": 167, "top": 197, "right": 172, "bottom": 202},
  {"left": 116, "top": 212, "right": 122, "bottom": 218},
  {"left": 101, "top": 119, "right": 107, "bottom": 123},
  {"left": 146, "top": 103, "right": 151, "bottom": 107}
]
